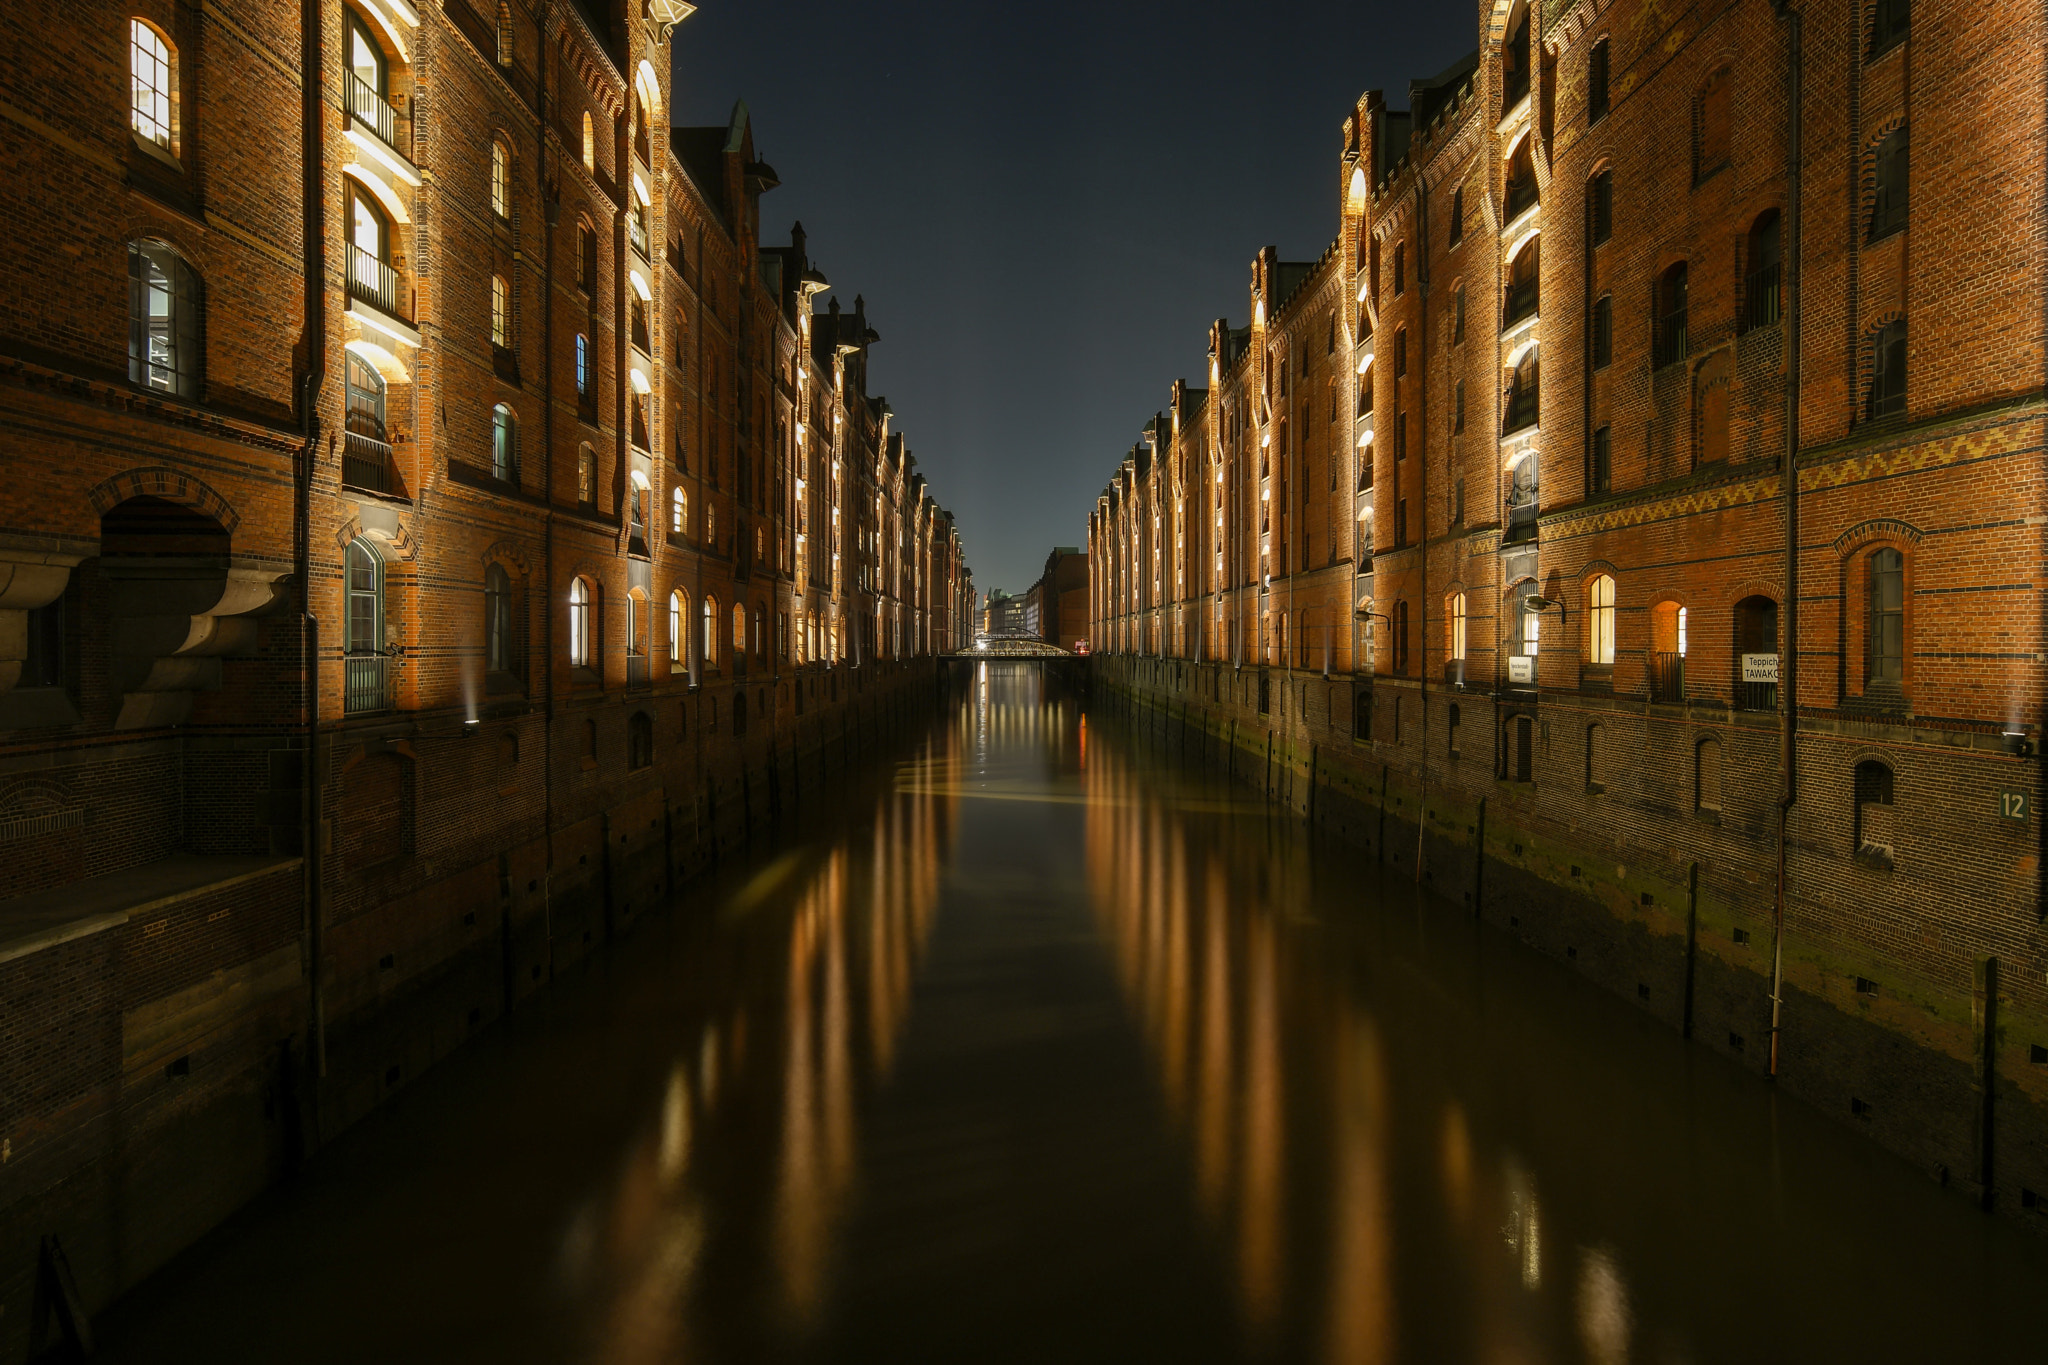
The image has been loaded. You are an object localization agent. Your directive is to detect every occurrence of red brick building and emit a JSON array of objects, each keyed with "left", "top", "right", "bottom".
[
  {"left": 0, "top": 2, "right": 971, "bottom": 1347},
  {"left": 1093, "top": 0, "right": 2047, "bottom": 1221}
]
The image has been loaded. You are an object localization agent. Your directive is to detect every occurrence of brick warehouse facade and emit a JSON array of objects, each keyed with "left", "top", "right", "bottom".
[
  {"left": 0, "top": 0, "right": 972, "bottom": 1349},
  {"left": 1091, "top": 0, "right": 2048, "bottom": 1225}
]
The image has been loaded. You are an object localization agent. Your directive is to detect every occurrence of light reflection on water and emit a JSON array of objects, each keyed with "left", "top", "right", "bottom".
[{"left": 93, "top": 664, "right": 2048, "bottom": 1365}]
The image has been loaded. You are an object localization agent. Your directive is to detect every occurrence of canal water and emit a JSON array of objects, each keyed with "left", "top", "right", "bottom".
[{"left": 99, "top": 663, "right": 2048, "bottom": 1363}]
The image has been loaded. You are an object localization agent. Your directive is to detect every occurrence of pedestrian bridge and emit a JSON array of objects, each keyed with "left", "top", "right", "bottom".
[{"left": 948, "top": 637, "right": 1074, "bottom": 659}]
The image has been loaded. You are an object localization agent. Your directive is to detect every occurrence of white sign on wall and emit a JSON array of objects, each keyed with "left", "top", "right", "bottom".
[
  {"left": 1742, "top": 652, "right": 1781, "bottom": 683},
  {"left": 1508, "top": 655, "right": 1535, "bottom": 684}
]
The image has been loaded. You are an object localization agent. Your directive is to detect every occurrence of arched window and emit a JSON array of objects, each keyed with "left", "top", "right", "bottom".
[
  {"left": 568, "top": 577, "right": 591, "bottom": 668},
  {"left": 627, "top": 588, "right": 649, "bottom": 658},
  {"left": 702, "top": 595, "right": 719, "bottom": 667},
  {"left": 345, "top": 352, "right": 386, "bottom": 440},
  {"left": 1735, "top": 595, "right": 1779, "bottom": 710},
  {"left": 752, "top": 605, "right": 765, "bottom": 660},
  {"left": 490, "top": 140, "right": 509, "bottom": 219},
  {"left": 1868, "top": 125, "right": 1908, "bottom": 242},
  {"left": 346, "top": 184, "right": 396, "bottom": 314},
  {"left": 1392, "top": 599, "right": 1410, "bottom": 675},
  {"left": 668, "top": 589, "right": 685, "bottom": 665},
  {"left": 707, "top": 501, "right": 717, "bottom": 547},
  {"left": 1504, "top": 351, "right": 1539, "bottom": 433},
  {"left": 1586, "top": 724, "right": 1606, "bottom": 791},
  {"left": 581, "top": 110, "right": 595, "bottom": 171},
  {"left": 628, "top": 471, "right": 649, "bottom": 542},
  {"left": 1587, "top": 38, "right": 1610, "bottom": 122},
  {"left": 491, "top": 274, "right": 509, "bottom": 347},
  {"left": 1587, "top": 574, "right": 1616, "bottom": 665},
  {"left": 1695, "top": 69, "right": 1732, "bottom": 183},
  {"left": 1697, "top": 738, "right": 1723, "bottom": 813},
  {"left": 628, "top": 711, "right": 653, "bottom": 769},
  {"left": 1589, "top": 168, "right": 1614, "bottom": 244},
  {"left": 1501, "top": 4, "right": 1530, "bottom": 109},
  {"left": 1867, "top": 319, "right": 1906, "bottom": 419},
  {"left": 1505, "top": 238, "right": 1540, "bottom": 325},
  {"left": 1447, "top": 592, "right": 1467, "bottom": 662},
  {"left": 1745, "top": 211, "right": 1782, "bottom": 329},
  {"left": 671, "top": 486, "right": 685, "bottom": 534},
  {"left": 1504, "top": 136, "right": 1538, "bottom": 219},
  {"left": 130, "top": 20, "right": 177, "bottom": 152},
  {"left": 484, "top": 562, "right": 513, "bottom": 675},
  {"left": 574, "top": 333, "right": 589, "bottom": 399},
  {"left": 495, "top": 0, "right": 512, "bottom": 66},
  {"left": 348, "top": 15, "right": 393, "bottom": 141},
  {"left": 344, "top": 537, "right": 387, "bottom": 713},
  {"left": 1868, "top": 0, "right": 1910, "bottom": 59},
  {"left": 577, "top": 444, "right": 596, "bottom": 507},
  {"left": 128, "top": 240, "right": 202, "bottom": 397},
  {"left": 491, "top": 404, "right": 517, "bottom": 482},
  {"left": 1655, "top": 263, "right": 1688, "bottom": 366},
  {"left": 1867, "top": 547, "right": 1905, "bottom": 685},
  {"left": 578, "top": 223, "right": 597, "bottom": 294},
  {"left": 1393, "top": 242, "right": 1406, "bottom": 296},
  {"left": 732, "top": 603, "right": 746, "bottom": 656},
  {"left": 1854, "top": 759, "right": 1896, "bottom": 866},
  {"left": 1651, "top": 601, "right": 1688, "bottom": 701}
]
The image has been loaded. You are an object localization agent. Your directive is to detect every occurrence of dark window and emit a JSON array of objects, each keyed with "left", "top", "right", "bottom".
[
  {"left": 1505, "top": 352, "right": 1539, "bottom": 433},
  {"left": 1453, "top": 287, "right": 1466, "bottom": 343},
  {"left": 1503, "top": 8, "right": 1530, "bottom": 109},
  {"left": 485, "top": 563, "right": 514, "bottom": 674},
  {"left": 1514, "top": 715, "right": 1534, "bottom": 781},
  {"left": 1590, "top": 170, "right": 1613, "bottom": 245},
  {"left": 1398, "top": 497, "right": 1410, "bottom": 547},
  {"left": 1504, "top": 138, "right": 1538, "bottom": 220},
  {"left": 1868, "top": 548, "right": 1905, "bottom": 683},
  {"left": 22, "top": 592, "right": 62, "bottom": 690},
  {"left": 1505, "top": 241, "right": 1539, "bottom": 326},
  {"left": 1592, "top": 294, "right": 1612, "bottom": 367},
  {"left": 628, "top": 711, "right": 653, "bottom": 768},
  {"left": 1656, "top": 263, "right": 1689, "bottom": 367},
  {"left": 1868, "top": 0, "right": 1909, "bottom": 59},
  {"left": 1394, "top": 243, "right": 1406, "bottom": 296},
  {"left": 578, "top": 224, "right": 597, "bottom": 293},
  {"left": 1591, "top": 424, "right": 1611, "bottom": 493},
  {"left": 1855, "top": 759, "right": 1895, "bottom": 807},
  {"left": 1395, "top": 410, "right": 1407, "bottom": 461},
  {"left": 1394, "top": 600, "right": 1410, "bottom": 674},
  {"left": 1395, "top": 328, "right": 1408, "bottom": 376},
  {"left": 1453, "top": 381, "right": 1466, "bottom": 433},
  {"left": 1745, "top": 211, "right": 1782, "bottom": 329},
  {"left": 128, "top": 240, "right": 203, "bottom": 398},
  {"left": 1448, "top": 187, "right": 1465, "bottom": 247},
  {"left": 1868, "top": 125, "right": 1908, "bottom": 241},
  {"left": 1867, "top": 318, "right": 1906, "bottom": 418},
  {"left": 1588, "top": 39, "right": 1610, "bottom": 123}
]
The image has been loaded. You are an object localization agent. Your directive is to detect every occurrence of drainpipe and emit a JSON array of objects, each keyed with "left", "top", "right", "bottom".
[
  {"left": 1769, "top": 0, "right": 1802, "bottom": 1080},
  {"left": 539, "top": 0, "right": 557, "bottom": 972},
  {"left": 298, "top": 0, "right": 328, "bottom": 1086},
  {"left": 1414, "top": 176, "right": 1432, "bottom": 879}
]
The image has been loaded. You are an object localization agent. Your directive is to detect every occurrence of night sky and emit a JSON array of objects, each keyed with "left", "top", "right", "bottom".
[{"left": 672, "top": 1, "right": 1476, "bottom": 600}]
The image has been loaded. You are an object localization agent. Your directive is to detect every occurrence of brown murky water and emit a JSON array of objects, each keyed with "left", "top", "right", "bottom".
[{"left": 98, "top": 663, "right": 2048, "bottom": 1362}]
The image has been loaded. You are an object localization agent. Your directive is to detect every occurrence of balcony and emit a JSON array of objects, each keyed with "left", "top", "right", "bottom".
[
  {"left": 343, "top": 430, "right": 393, "bottom": 493},
  {"left": 344, "top": 653, "right": 389, "bottom": 714},
  {"left": 348, "top": 73, "right": 399, "bottom": 151},
  {"left": 626, "top": 654, "right": 649, "bottom": 688},
  {"left": 348, "top": 245, "right": 403, "bottom": 318},
  {"left": 1504, "top": 498, "right": 1538, "bottom": 544},
  {"left": 1650, "top": 651, "right": 1686, "bottom": 704},
  {"left": 1737, "top": 680, "right": 1778, "bottom": 713}
]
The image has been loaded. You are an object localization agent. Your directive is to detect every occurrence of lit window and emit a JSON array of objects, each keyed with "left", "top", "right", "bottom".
[
  {"left": 130, "top": 20, "right": 175, "bottom": 152},
  {"left": 671, "top": 486, "right": 685, "bottom": 533},
  {"left": 1588, "top": 574, "right": 1616, "bottom": 665},
  {"left": 669, "top": 590, "right": 685, "bottom": 665},
  {"left": 495, "top": 1, "right": 512, "bottom": 66},
  {"left": 491, "top": 141, "right": 509, "bottom": 218},
  {"left": 581, "top": 111, "right": 595, "bottom": 171},
  {"left": 702, "top": 596, "right": 719, "bottom": 666},
  {"left": 492, "top": 404, "right": 517, "bottom": 482},
  {"left": 577, "top": 444, "right": 596, "bottom": 506},
  {"left": 1448, "top": 592, "right": 1467, "bottom": 662},
  {"left": 491, "top": 274, "right": 509, "bottom": 347},
  {"left": 568, "top": 577, "right": 590, "bottom": 667},
  {"left": 485, "top": 563, "right": 513, "bottom": 674},
  {"left": 575, "top": 333, "right": 589, "bottom": 397}
]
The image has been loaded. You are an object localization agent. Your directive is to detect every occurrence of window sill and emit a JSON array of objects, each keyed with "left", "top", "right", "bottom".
[
  {"left": 131, "top": 130, "right": 184, "bottom": 173},
  {"left": 570, "top": 666, "right": 601, "bottom": 688},
  {"left": 1696, "top": 807, "right": 1722, "bottom": 825}
]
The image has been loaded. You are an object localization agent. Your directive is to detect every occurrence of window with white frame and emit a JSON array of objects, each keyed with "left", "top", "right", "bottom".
[{"left": 130, "top": 20, "right": 176, "bottom": 152}]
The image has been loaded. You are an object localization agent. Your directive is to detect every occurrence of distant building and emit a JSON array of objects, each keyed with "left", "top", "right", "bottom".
[
  {"left": 982, "top": 588, "right": 1027, "bottom": 636},
  {"left": 1025, "top": 548, "right": 1089, "bottom": 653}
]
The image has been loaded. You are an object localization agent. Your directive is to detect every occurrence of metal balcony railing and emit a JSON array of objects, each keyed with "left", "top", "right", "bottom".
[
  {"left": 343, "top": 430, "right": 392, "bottom": 493},
  {"left": 1650, "top": 651, "right": 1685, "bottom": 703},
  {"left": 344, "top": 653, "right": 389, "bottom": 714},
  {"left": 349, "top": 74, "right": 398, "bottom": 149},
  {"left": 1504, "top": 279, "right": 1539, "bottom": 327},
  {"left": 628, "top": 214, "right": 649, "bottom": 260},
  {"left": 1737, "top": 680, "right": 1778, "bottom": 713},
  {"left": 349, "top": 245, "right": 402, "bottom": 317},
  {"left": 1505, "top": 498, "right": 1538, "bottom": 543}
]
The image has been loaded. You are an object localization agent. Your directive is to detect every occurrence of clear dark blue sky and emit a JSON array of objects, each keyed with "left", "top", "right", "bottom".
[{"left": 672, "top": 1, "right": 1474, "bottom": 598}]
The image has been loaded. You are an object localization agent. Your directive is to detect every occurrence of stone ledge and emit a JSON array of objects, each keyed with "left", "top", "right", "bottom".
[{"left": 0, "top": 853, "right": 300, "bottom": 966}]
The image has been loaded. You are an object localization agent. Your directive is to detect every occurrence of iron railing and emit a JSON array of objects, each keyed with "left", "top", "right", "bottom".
[
  {"left": 1650, "top": 651, "right": 1685, "bottom": 704},
  {"left": 348, "top": 245, "right": 402, "bottom": 317},
  {"left": 1745, "top": 263, "right": 1781, "bottom": 329},
  {"left": 1504, "top": 277, "right": 1539, "bottom": 327},
  {"left": 1505, "top": 498, "right": 1538, "bottom": 543},
  {"left": 628, "top": 214, "right": 649, "bottom": 260},
  {"left": 1656, "top": 309, "right": 1689, "bottom": 367},
  {"left": 344, "top": 654, "right": 389, "bottom": 714},
  {"left": 1737, "top": 680, "right": 1778, "bottom": 713},
  {"left": 343, "top": 430, "right": 392, "bottom": 493},
  {"left": 349, "top": 73, "right": 398, "bottom": 149}
]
